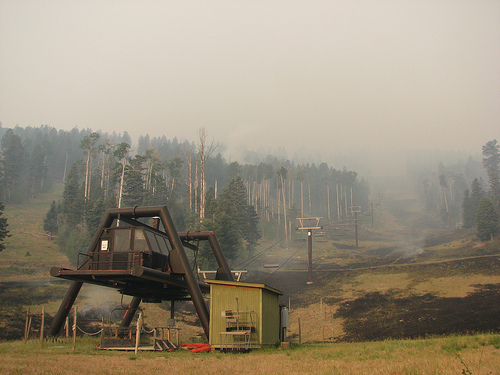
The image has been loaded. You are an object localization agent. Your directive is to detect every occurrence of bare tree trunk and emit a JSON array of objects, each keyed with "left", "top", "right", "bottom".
[
  {"left": 308, "top": 180, "right": 312, "bottom": 215},
  {"left": 267, "top": 179, "right": 271, "bottom": 221},
  {"left": 182, "top": 147, "right": 193, "bottom": 211},
  {"left": 197, "top": 128, "right": 217, "bottom": 220},
  {"left": 344, "top": 185, "right": 348, "bottom": 218},
  {"left": 84, "top": 151, "right": 91, "bottom": 200},
  {"left": 277, "top": 185, "right": 280, "bottom": 226},
  {"left": 63, "top": 153, "right": 68, "bottom": 183},
  {"left": 118, "top": 161, "right": 126, "bottom": 208},
  {"left": 301, "top": 180, "right": 304, "bottom": 217},
  {"left": 281, "top": 174, "right": 288, "bottom": 245},
  {"left": 442, "top": 186, "right": 449, "bottom": 215},
  {"left": 336, "top": 184, "right": 340, "bottom": 220},
  {"left": 195, "top": 161, "right": 199, "bottom": 214},
  {"left": 327, "top": 182, "right": 331, "bottom": 220}
]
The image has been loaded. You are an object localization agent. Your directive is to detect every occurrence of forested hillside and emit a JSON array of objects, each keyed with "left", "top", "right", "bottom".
[{"left": 0, "top": 125, "right": 369, "bottom": 266}]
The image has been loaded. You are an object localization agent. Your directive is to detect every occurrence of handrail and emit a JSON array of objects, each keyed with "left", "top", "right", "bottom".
[{"left": 77, "top": 253, "right": 93, "bottom": 270}]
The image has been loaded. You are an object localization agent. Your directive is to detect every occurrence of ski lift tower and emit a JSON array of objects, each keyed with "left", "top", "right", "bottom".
[{"left": 296, "top": 217, "right": 322, "bottom": 285}]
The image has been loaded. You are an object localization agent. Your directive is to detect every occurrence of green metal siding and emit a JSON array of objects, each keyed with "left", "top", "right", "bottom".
[
  {"left": 207, "top": 281, "right": 282, "bottom": 348},
  {"left": 261, "top": 289, "right": 280, "bottom": 345}
]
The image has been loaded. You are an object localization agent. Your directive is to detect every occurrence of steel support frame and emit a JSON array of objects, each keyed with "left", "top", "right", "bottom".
[{"left": 48, "top": 206, "right": 225, "bottom": 340}]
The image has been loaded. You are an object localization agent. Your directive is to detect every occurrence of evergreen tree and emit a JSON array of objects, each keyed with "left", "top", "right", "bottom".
[
  {"left": 242, "top": 204, "right": 261, "bottom": 247},
  {"left": 28, "top": 144, "right": 48, "bottom": 198},
  {"left": 61, "top": 163, "right": 83, "bottom": 227},
  {"left": 212, "top": 176, "right": 261, "bottom": 260},
  {"left": 218, "top": 176, "right": 248, "bottom": 229},
  {"left": 204, "top": 186, "right": 217, "bottom": 220},
  {"left": 0, "top": 202, "right": 10, "bottom": 251},
  {"left": 122, "top": 155, "right": 146, "bottom": 206},
  {"left": 0, "top": 129, "right": 25, "bottom": 202},
  {"left": 476, "top": 196, "right": 499, "bottom": 241},
  {"left": 167, "top": 157, "right": 183, "bottom": 197},
  {"left": 462, "top": 189, "right": 474, "bottom": 228},
  {"left": 43, "top": 200, "right": 58, "bottom": 239},
  {"left": 215, "top": 214, "right": 241, "bottom": 261},
  {"left": 85, "top": 197, "right": 113, "bottom": 234},
  {"left": 469, "top": 178, "right": 485, "bottom": 227},
  {"left": 482, "top": 139, "right": 500, "bottom": 207}
]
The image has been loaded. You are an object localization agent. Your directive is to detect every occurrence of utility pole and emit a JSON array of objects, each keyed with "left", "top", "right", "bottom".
[
  {"left": 350, "top": 206, "right": 362, "bottom": 249},
  {"left": 297, "top": 217, "right": 322, "bottom": 284}
]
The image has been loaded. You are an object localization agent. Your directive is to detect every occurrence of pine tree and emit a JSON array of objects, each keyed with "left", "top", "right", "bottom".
[
  {"left": 43, "top": 200, "right": 58, "bottom": 239},
  {"left": 0, "top": 202, "right": 10, "bottom": 251},
  {"left": 62, "top": 163, "right": 83, "bottom": 227},
  {"left": 0, "top": 129, "right": 25, "bottom": 202},
  {"left": 85, "top": 197, "right": 109, "bottom": 234},
  {"left": 482, "top": 139, "right": 500, "bottom": 208},
  {"left": 204, "top": 186, "right": 217, "bottom": 220},
  {"left": 122, "top": 155, "right": 146, "bottom": 207},
  {"left": 212, "top": 176, "right": 261, "bottom": 260},
  {"left": 28, "top": 144, "right": 48, "bottom": 198},
  {"left": 242, "top": 204, "right": 261, "bottom": 247},
  {"left": 476, "top": 196, "right": 499, "bottom": 241},
  {"left": 462, "top": 189, "right": 474, "bottom": 228}
]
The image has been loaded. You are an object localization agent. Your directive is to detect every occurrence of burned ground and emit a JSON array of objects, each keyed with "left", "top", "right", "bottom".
[
  {"left": 251, "top": 234, "right": 500, "bottom": 343},
  {"left": 335, "top": 284, "right": 500, "bottom": 342}
]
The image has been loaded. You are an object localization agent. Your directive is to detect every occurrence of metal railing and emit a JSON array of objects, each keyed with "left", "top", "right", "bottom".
[{"left": 77, "top": 251, "right": 142, "bottom": 271}]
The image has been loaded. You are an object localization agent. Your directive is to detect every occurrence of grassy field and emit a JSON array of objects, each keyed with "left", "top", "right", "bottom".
[
  {"left": 1, "top": 183, "right": 71, "bottom": 282},
  {"left": 0, "top": 334, "right": 499, "bottom": 374}
]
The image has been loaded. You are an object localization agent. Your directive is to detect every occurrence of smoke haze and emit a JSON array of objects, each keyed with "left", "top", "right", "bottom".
[{"left": 1, "top": 1, "right": 499, "bottom": 175}]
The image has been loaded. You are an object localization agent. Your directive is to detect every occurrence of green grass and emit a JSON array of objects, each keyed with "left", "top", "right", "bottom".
[
  {"left": 1, "top": 183, "right": 67, "bottom": 280},
  {"left": 1, "top": 334, "right": 499, "bottom": 375}
]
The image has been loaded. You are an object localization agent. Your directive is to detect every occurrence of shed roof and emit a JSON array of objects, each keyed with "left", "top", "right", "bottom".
[{"left": 205, "top": 279, "right": 283, "bottom": 296}]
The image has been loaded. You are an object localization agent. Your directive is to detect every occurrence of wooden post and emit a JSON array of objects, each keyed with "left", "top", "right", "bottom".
[
  {"left": 24, "top": 308, "right": 30, "bottom": 341},
  {"left": 298, "top": 318, "right": 302, "bottom": 345},
  {"left": 27, "top": 315, "right": 32, "bottom": 340},
  {"left": 100, "top": 317, "right": 104, "bottom": 346},
  {"left": 332, "top": 312, "right": 334, "bottom": 339},
  {"left": 135, "top": 312, "right": 142, "bottom": 355},
  {"left": 40, "top": 306, "right": 45, "bottom": 346},
  {"left": 72, "top": 306, "right": 77, "bottom": 352},
  {"left": 66, "top": 317, "right": 69, "bottom": 338},
  {"left": 320, "top": 297, "right": 323, "bottom": 314}
]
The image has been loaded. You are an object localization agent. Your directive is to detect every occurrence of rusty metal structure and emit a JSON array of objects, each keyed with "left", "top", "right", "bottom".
[{"left": 47, "top": 206, "right": 233, "bottom": 339}]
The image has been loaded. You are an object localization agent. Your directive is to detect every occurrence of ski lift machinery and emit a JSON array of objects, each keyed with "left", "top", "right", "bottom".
[{"left": 48, "top": 206, "right": 234, "bottom": 340}]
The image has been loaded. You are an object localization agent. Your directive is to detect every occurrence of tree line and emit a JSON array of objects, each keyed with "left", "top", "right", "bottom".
[
  {"left": 0, "top": 124, "right": 369, "bottom": 264},
  {"left": 461, "top": 140, "right": 500, "bottom": 241},
  {"left": 410, "top": 139, "right": 500, "bottom": 241}
]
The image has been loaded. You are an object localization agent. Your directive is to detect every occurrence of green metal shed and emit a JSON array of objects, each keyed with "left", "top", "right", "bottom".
[{"left": 206, "top": 279, "right": 283, "bottom": 350}]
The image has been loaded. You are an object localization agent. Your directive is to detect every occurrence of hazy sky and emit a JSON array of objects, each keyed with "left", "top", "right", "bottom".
[{"left": 1, "top": 1, "right": 499, "bottom": 174}]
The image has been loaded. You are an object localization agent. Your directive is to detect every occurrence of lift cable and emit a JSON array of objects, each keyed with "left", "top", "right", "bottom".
[
  {"left": 233, "top": 234, "right": 287, "bottom": 269},
  {"left": 264, "top": 240, "right": 307, "bottom": 282}
]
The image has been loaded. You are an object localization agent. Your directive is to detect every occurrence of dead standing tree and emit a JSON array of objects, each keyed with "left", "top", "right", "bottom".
[
  {"left": 181, "top": 145, "right": 194, "bottom": 212},
  {"left": 197, "top": 128, "right": 217, "bottom": 221}
]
